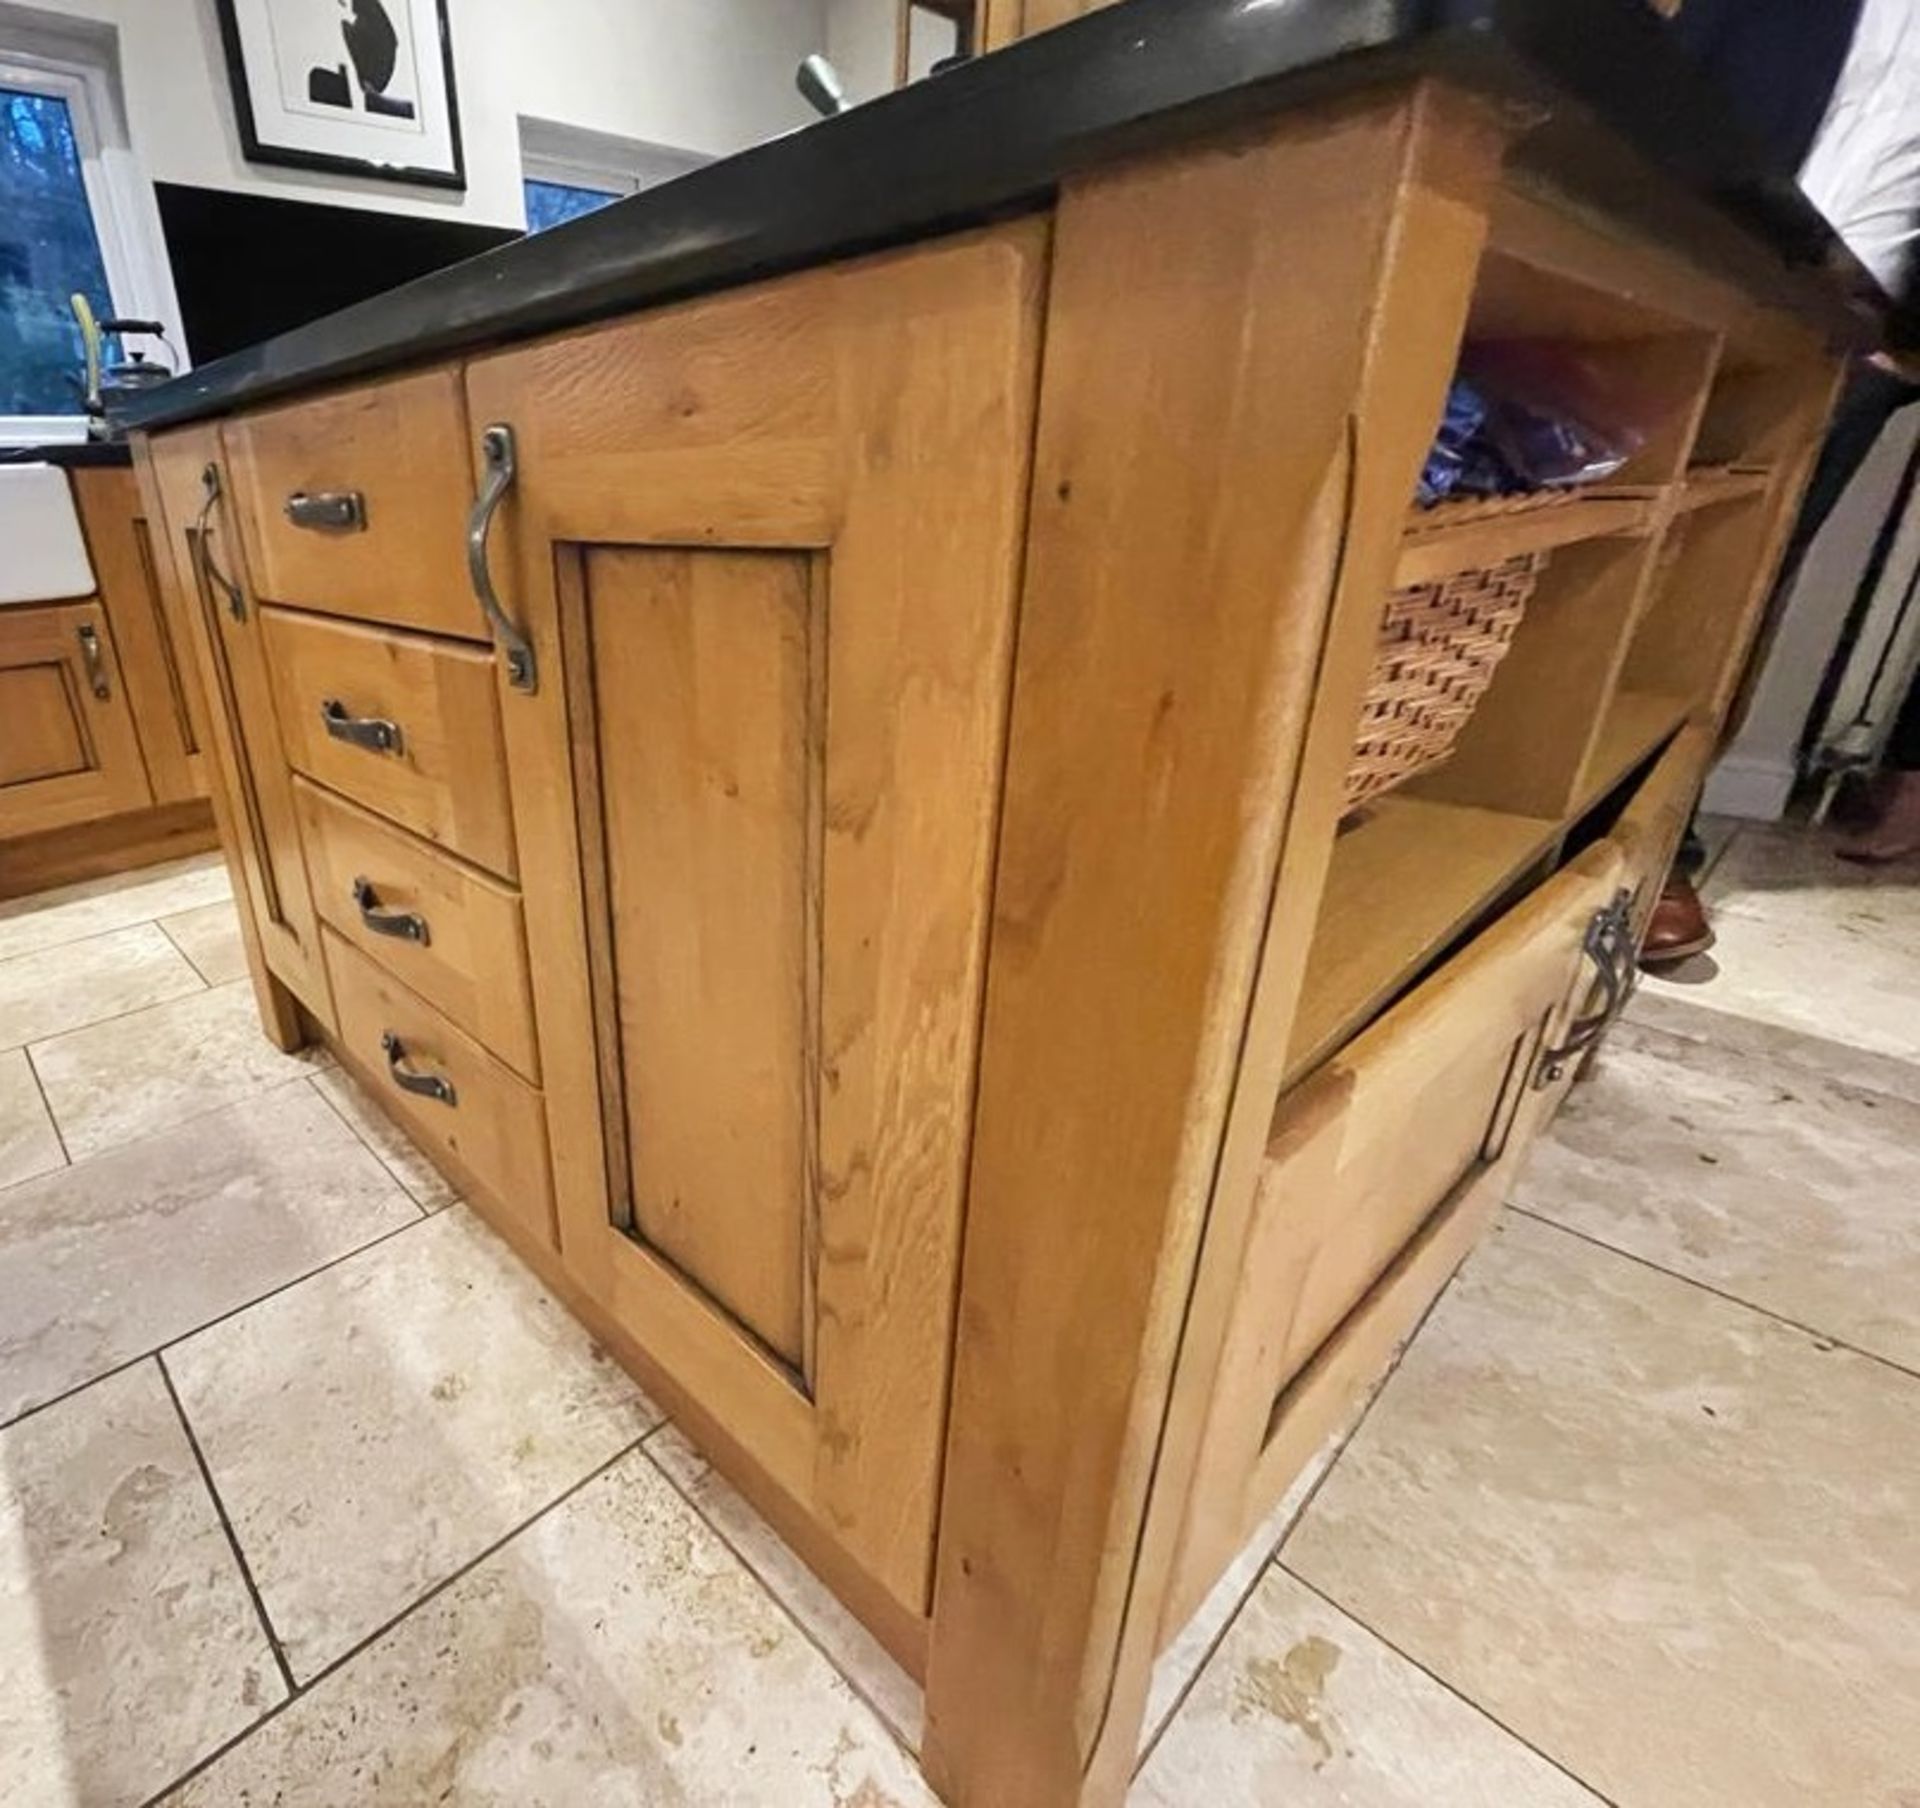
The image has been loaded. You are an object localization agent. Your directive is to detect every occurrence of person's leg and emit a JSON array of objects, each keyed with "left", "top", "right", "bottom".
[{"left": 1834, "top": 666, "right": 1920, "bottom": 859}]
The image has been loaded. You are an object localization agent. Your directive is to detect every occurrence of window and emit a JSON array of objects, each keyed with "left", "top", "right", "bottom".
[
  {"left": 0, "top": 86, "right": 111, "bottom": 416},
  {"left": 518, "top": 118, "right": 707, "bottom": 236},
  {"left": 0, "top": 27, "right": 184, "bottom": 441},
  {"left": 523, "top": 175, "right": 622, "bottom": 234}
]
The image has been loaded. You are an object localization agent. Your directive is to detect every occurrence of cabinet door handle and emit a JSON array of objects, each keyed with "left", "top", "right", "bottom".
[
  {"left": 381, "top": 1030, "right": 456, "bottom": 1106},
  {"left": 319, "top": 698, "right": 403, "bottom": 754},
  {"left": 466, "top": 423, "right": 537, "bottom": 694},
  {"left": 284, "top": 489, "right": 367, "bottom": 532},
  {"left": 352, "top": 876, "right": 429, "bottom": 944},
  {"left": 75, "top": 622, "right": 110, "bottom": 699},
  {"left": 193, "top": 463, "right": 245, "bottom": 621},
  {"left": 1534, "top": 888, "right": 1636, "bottom": 1087}
]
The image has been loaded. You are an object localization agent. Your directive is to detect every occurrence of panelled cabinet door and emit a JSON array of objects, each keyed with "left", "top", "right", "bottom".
[
  {"left": 142, "top": 428, "right": 332, "bottom": 1023},
  {"left": 465, "top": 221, "right": 1046, "bottom": 1620},
  {"left": 0, "top": 601, "right": 152, "bottom": 838}
]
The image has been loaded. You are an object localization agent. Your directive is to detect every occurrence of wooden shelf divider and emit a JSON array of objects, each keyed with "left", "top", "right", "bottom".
[
  {"left": 1575, "top": 689, "right": 1689, "bottom": 812},
  {"left": 1395, "top": 493, "right": 1655, "bottom": 588},
  {"left": 1283, "top": 793, "right": 1562, "bottom": 1083}
]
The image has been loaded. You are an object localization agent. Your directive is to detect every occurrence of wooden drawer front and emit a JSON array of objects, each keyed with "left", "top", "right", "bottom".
[
  {"left": 1164, "top": 844, "right": 1626, "bottom": 1637},
  {"left": 264, "top": 608, "right": 516, "bottom": 878},
  {"left": 323, "top": 928, "right": 552, "bottom": 1242},
  {"left": 295, "top": 777, "right": 538, "bottom": 1080},
  {"left": 222, "top": 368, "right": 479, "bottom": 640},
  {"left": 1258, "top": 847, "right": 1624, "bottom": 1396}
]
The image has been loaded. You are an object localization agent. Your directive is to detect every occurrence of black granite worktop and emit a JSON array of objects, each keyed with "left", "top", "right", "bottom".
[
  {"left": 122, "top": 0, "right": 1885, "bottom": 433},
  {"left": 0, "top": 440, "right": 133, "bottom": 467}
]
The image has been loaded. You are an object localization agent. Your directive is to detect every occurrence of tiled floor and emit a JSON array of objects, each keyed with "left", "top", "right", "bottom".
[{"left": 1, "top": 825, "right": 1915, "bottom": 1806}]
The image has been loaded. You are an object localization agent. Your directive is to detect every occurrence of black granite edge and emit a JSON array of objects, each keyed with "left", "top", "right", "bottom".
[
  {"left": 122, "top": 0, "right": 1885, "bottom": 432},
  {"left": 0, "top": 440, "right": 133, "bottom": 467}
]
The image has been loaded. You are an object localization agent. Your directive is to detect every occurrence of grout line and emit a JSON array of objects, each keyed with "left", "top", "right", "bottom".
[
  {"left": 133, "top": 1432, "right": 652, "bottom": 1808},
  {"left": 1507, "top": 1205, "right": 1920, "bottom": 1385},
  {"left": 305, "top": 1074, "right": 433, "bottom": 1219},
  {"left": 155, "top": 913, "right": 229, "bottom": 990},
  {"left": 155, "top": 1350, "right": 299, "bottom": 1700},
  {"left": 0, "top": 892, "right": 232, "bottom": 973},
  {"left": 1277, "top": 1566, "right": 1624, "bottom": 1808},
  {"left": 19, "top": 1042, "right": 72, "bottom": 1170},
  {"left": 0, "top": 1061, "right": 331, "bottom": 1202},
  {"left": 1133, "top": 1260, "right": 1466, "bottom": 1776},
  {"left": 636, "top": 1431, "right": 926, "bottom": 1766},
  {"left": 14, "top": 971, "right": 265, "bottom": 1076},
  {"left": 0, "top": 1206, "right": 434, "bottom": 1439}
]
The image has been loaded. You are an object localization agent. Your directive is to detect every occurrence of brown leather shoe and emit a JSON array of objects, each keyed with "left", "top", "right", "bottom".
[{"left": 1640, "top": 873, "right": 1713, "bottom": 967}]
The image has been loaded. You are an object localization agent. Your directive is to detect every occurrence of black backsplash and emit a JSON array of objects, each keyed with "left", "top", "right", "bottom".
[{"left": 156, "top": 183, "right": 520, "bottom": 365}]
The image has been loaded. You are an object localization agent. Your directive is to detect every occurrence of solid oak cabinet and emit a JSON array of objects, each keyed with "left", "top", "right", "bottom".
[
  {"left": 0, "top": 464, "right": 215, "bottom": 897},
  {"left": 466, "top": 222, "right": 1045, "bottom": 1621},
  {"left": 0, "top": 600, "right": 151, "bottom": 838},
  {"left": 132, "top": 40, "right": 1857, "bottom": 1806}
]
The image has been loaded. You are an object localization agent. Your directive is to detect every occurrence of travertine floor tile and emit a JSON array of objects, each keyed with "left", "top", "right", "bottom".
[
  {"left": 1519, "top": 1017, "right": 1920, "bottom": 1367},
  {"left": 1625, "top": 987, "right": 1920, "bottom": 1106},
  {"left": 0, "top": 922, "right": 205, "bottom": 1050},
  {"left": 167, "top": 1447, "right": 933, "bottom": 1806},
  {"left": 0, "top": 1083, "right": 417, "bottom": 1424},
  {"left": 1285, "top": 1213, "right": 1920, "bottom": 1808},
  {"left": 29, "top": 980, "right": 329, "bottom": 1160},
  {"left": 158, "top": 900, "right": 249, "bottom": 987},
  {"left": 309, "top": 1067, "right": 459, "bottom": 1211},
  {"left": 0, "top": 1048, "right": 62, "bottom": 1190},
  {"left": 167, "top": 1207, "right": 662, "bottom": 1680},
  {"left": 1132, "top": 1568, "right": 1601, "bottom": 1806},
  {"left": 0, "top": 854, "right": 231, "bottom": 965},
  {"left": 1639, "top": 829, "right": 1920, "bottom": 1064},
  {"left": 0, "top": 1363, "right": 282, "bottom": 1807},
  {"left": 647, "top": 1422, "right": 924, "bottom": 1750}
]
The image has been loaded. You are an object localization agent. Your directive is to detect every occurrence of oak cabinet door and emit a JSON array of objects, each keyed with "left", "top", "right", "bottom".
[
  {"left": 0, "top": 601, "right": 152, "bottom": 837},
  {"left": 465, "top": 222, "right": 1045, "bottom": 1619},
  {"left": 142, "top": 427, "right": 332, "bottom": 1022}
]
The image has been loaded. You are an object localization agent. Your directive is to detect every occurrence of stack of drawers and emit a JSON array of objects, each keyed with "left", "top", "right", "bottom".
[{"left": 222, "top": 368, "right": 553, "bottom": 1243}]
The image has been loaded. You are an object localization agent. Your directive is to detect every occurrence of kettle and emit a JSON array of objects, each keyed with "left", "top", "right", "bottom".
[{"left": 71, "top": 293, "right": 177, "bottom": 436}]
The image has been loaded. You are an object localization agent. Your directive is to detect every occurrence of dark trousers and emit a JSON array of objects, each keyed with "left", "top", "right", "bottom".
[
  {"left": 1678, "top": 364, "right": 1920, "bottom": 876},
  {"left": 1784, "top": 365, "right": 1920, "bottom": 772}
]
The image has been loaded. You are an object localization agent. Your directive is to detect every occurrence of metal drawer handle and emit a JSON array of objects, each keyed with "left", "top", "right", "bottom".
[
  {"left": 466, "top": 423, "right": 537, "bottom": 694},
  {"left": 1534, "top": 889, "right": 1636, "bottom": 1088},
  {"left": 320, "top": 698, "right": 403, "bottom": 754},
  {"left": 75, "top": 622, "right": 110, "bottom": 699},
  {"left": 352, "top": 876, "right": 429, "bottom": 944},
  {"left": 193, "top": 463, "right": 245, "bottom": 621},
  {"left": 285, "top": 488, "right": 367, "bottom": 532},
  {"left": 381, "top": 1030, "right": 456, "bottom": 1106}
]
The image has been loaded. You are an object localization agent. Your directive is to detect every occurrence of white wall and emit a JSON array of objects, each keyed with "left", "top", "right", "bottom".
[
  {"left": 824, "top": 0, "right": 895, "bottom": 106},
  {"left": 7, "top": 0, "right": 826, "bottom": 229}
]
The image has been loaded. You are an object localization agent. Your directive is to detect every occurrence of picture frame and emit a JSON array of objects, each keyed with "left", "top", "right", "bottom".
[{"left": 213, "top": 0, "right": 465, "bottom": 191}]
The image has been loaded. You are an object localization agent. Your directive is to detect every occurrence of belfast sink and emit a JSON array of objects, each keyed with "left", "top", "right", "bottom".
[{"left": 0, "top": 463, "right": 96, "bottom": 606}]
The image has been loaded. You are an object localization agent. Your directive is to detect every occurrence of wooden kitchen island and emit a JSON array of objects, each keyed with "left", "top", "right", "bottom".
[{"left": 124, "top": 2, "right": 1876, "bottom": 1800}]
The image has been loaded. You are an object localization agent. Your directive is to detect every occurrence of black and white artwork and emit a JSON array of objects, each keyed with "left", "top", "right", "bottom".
[{"left": 215, "top": 0, "right": 465, "bottom": 189}]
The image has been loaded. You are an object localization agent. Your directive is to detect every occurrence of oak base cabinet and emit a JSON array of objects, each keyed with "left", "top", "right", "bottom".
[{"left": 138, "top": 69, "right": 1845, "bottom": 1808}]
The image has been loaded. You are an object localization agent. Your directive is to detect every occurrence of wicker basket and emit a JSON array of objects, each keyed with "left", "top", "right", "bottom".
[{"left": 1343, "top": 550, "right": 1544, "bottom": 811}]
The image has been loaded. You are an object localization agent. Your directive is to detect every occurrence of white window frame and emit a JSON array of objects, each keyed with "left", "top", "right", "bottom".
[
  {"left": 518, "top": 117, "right": 708, "bottom": 229},
  {"left": 0, "top": 29, "right": 187, "bottom": 445}
]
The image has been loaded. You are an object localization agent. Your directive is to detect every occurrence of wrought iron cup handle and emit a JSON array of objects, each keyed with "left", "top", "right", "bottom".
[
  {"left": 75, "top": 623, "right": 110, "bottom": 699},
  {"left": 285, "top": 489, "right": 367, "bottom": 532},
  {"left": 467, "top": 424, "right": 537, "bottom": 693},
  {"left": 352, "top": 876, "right": 429, "bottom": 945},
  {"left": 1534, "top": 889, "right": 1636, "bottom": 1088},
  {"left": 320, "top": 698, "right": 402, "bottom": 754},
  {"left": 381, "top": 1031, "right": 456, "bottom": 1106},
  {"left": 193, "top": 464, "right": 245, "bottom": 621}
]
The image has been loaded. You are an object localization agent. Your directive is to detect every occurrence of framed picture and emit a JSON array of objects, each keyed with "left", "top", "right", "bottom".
[{"left": 213, "top": 0, "right": 465, "bottom": 191}]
